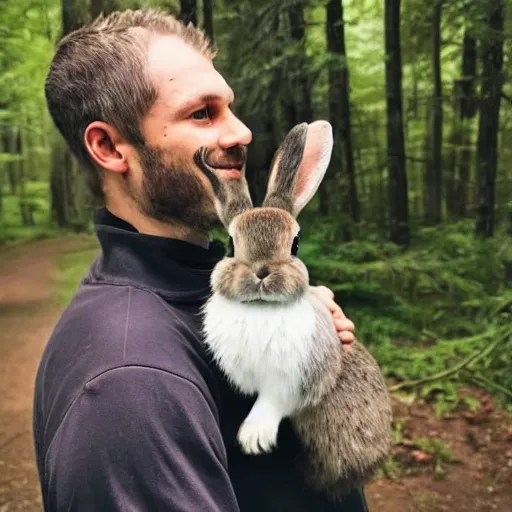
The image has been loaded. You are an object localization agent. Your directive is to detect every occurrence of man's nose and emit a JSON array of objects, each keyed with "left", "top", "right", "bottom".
[{"left": 218, "top": 113, "right": 252, "bottom": 149}]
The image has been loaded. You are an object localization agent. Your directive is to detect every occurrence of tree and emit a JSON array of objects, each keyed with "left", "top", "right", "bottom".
[
  {"left": 179, "top": 0, "right": 197, "bottom": 26},
  {"left": 424, "top": 0, "right": 443, "bottom": 225},
  {"left": 3, "top": 130, "right": 18, "bottom": 195},
  {"left": 203, "top": 0, "right": 214, "bottom": 43},
  {"left": 91, "top": 0, "right": 122, "bottom": 19},
  {"left": 447, "top": 31, "right": 477, "bottom": 218},
  {"left": 287, "top": 1, "right": 313, "bottom": 125},
  {"left": 324, "top": 0, "right": 359, "bottom": 235},
  {"left": 475, "top": 0, "right": 505, "bottom": 237},
  {"left": 49, "top": 0, "right": 91, "bottom": 228},
  {"left": 384, "top": 0, "right": 409, "bottom": 246},
  {"left": 63, "top": 0, "right": 90, "bottom": 34},
  {"left": 456, "top": 33, "right": 477, "bottom": 218}
]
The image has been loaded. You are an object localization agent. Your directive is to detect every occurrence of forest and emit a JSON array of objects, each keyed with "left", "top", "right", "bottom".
[{"left": 0, "top": 0, "right": 511, "bottom": 505}]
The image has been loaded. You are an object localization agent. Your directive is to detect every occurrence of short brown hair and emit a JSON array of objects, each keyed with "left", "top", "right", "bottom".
[{"left": 45, "top": 8, "right": 214, "bottom": 199}]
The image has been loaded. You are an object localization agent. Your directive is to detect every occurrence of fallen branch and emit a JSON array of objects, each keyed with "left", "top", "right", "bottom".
[
  {"left": 469, "top": 374, "right": 512, "bottom": 400},
  {"left": 389, "top": 328, "right": 511, "bottom": 393}
]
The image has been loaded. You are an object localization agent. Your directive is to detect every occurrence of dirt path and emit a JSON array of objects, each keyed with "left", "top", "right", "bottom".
[{"left": 0, "top": 238, "right": 94, "bottom": 512}]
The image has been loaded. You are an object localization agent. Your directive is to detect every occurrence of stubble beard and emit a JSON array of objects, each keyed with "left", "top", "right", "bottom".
[{"left": 131, "top": 145, "right": 219, "bottom": 233}]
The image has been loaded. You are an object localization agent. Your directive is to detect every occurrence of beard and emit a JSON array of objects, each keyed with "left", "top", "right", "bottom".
[{"left": 129, "top": 145, "right": 218, "bottom": 232}]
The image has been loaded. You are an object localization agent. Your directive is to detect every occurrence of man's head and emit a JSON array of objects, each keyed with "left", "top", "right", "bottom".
[{"left": 45, "top": 9, "right": 252, "bottom": 235}]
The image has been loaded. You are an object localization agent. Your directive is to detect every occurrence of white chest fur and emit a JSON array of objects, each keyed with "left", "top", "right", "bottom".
[{"left": 202, "top": 294, "right": 317, "bottom": 400}]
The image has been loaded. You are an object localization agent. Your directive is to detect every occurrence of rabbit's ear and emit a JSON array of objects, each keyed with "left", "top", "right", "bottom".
[
  {"left": 263, "top": 121, "right": 333, "bottom": 217},
  {"left": 194, "top": 147, "right": 253, "bottom": 228}
]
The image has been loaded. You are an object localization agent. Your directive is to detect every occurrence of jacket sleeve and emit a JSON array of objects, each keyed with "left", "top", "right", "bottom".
[{"left": 43, "top": 366, "right": 240, "bottom": 512}]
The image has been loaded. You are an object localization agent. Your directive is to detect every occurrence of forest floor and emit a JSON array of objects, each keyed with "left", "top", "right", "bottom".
[
  {"left": 0, "top": 239, "right": 511, "bottom": 512},
  {"left": 365, "top": 393, "right": 512, "bottom": 512}
]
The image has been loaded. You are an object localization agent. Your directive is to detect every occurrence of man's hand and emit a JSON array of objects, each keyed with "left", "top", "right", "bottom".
[{"left": 310, "top": 286, "right": 355, "bottom": 352}]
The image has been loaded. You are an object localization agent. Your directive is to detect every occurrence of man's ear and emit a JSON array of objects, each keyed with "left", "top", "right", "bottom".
[{"left": 84, "top": 121, "right": 130, "bottom": 174}]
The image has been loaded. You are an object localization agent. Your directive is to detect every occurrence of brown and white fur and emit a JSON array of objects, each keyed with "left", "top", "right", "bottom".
[{"left": 197, "top": 121, "right": 392, "bottom": 501}]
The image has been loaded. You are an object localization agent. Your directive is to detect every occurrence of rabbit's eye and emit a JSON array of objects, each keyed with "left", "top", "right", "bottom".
[
  {"left": 227, "top": 236, "right": 235, "bottom": 257},
  {"left": 291, "top": 234, "right": 300, "bottom": 256}
]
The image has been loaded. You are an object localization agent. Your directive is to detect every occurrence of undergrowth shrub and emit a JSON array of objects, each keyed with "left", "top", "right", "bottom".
[{"left": 299, "top": 218, "right": 512, "bottom": 408}]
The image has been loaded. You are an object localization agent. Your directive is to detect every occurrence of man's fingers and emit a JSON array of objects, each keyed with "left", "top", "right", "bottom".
[
  {"left": 339, "top": 331, "right": 355, "bottom": 343},
  {"left": 326, "top": 301, "right": 347, "bottom": 318},
  {"left": 311, "top": 286, "right": 347, "bottom": 314},
  {"left": 334, "top": 317, "right": 355, "bottom": 333},
  {"left": 315, "top": 285, "right": 334, "bottom": 301},
  {"left": 311, "top": 286, "right": 344, "bottom": 313},
  {"left": 310, "top": 286, "right": 357, "bottom": 347}
]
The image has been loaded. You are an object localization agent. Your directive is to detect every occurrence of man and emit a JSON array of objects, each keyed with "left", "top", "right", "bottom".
[{"left": 33, "top": 8, "right": 368, "bottom": 511}]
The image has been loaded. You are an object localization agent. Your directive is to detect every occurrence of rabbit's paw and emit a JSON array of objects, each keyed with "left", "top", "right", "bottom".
[{"left": 237, "top": 418, "right": 279, "bottom": 455}]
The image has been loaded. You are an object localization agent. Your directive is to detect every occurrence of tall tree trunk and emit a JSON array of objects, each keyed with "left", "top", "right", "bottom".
[
  {"left": 19, "top": 122, "right": 36, "bottom": 226},
  {"left": 385, "top": 0, "right": 409, "bottom": 247},
  {"left": 0, "top": 128, "right": 3, "bottom": 220},
  {"left": 90, "top": 0, "right": 120, "bottom": 18},
  {"left": 475, "top": 0, "right": 505, "bottom": 237},
  {"left": 324, "top": 0, "right": 358, "bottom": 236},
  {"left": 445, "top": 80, "right": 461, "bottom": 216},
  {"left": 4, "top": 130, "right": 17, "bottom": 195},
  {"left": 202, "top": 0, "right": 214, "bottom": 43},
  {"left": 50, "top": 134, "right": 69, "bottom": 228},
  {"left": 245, "top": 13, "right": 282, "bottom": 205},
  {"left": 91, "top": 0, "right": 123, "bottom": 18},
  {"left": 15, "top": 128, "right": 29, "bottom": 226},
  {"left": 455, "top": 33, "right": 477, "bottom": 217},
  {"left": 446, "top": 33, "right": 477, "bottom": 218},
  {"left": 179, "top": 0, "right": 197, "bottom": 26},
  {"left": 336, "top": 0, "right": 358, "bottom": 223},
  {"left": 425, "top": 0, "right": 443, "bottom": 224},
  {"left": 288, "top": 1, "right": 314, "bottom": 124},
  {"left": 49, "top": 0, "right": 91, "bottom": 228},
  {"left": 63, "top": 0, "right": 90, "bottom": 34},
  {"left": 370, "top": 121, "right": 387, "bottom": 229}
]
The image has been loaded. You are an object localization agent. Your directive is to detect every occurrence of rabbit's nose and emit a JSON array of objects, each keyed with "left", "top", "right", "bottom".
[{"left": 256, "top": 266, "right": 270, "bottom": 280}]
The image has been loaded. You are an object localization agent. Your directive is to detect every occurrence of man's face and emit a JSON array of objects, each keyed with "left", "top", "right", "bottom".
[{"left": 126, "top": 35, "right": 252, "bottom": 233}]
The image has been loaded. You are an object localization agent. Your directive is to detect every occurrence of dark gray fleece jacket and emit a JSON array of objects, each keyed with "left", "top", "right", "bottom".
[{"left": 33, "top": 208, "right": 368, "bottom": 512}]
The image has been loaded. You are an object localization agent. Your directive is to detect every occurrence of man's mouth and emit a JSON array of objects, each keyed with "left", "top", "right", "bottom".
[
  {"left": 210, "top": 164, "right": 243, "bottom": 180},
  {"left": 195, "top": 146, "right": 247, "bottom": 182}
]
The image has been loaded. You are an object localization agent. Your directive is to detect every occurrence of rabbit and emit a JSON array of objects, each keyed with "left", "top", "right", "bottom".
[{"left": 195, "top": 120, "right": 392, "bottom": 501}]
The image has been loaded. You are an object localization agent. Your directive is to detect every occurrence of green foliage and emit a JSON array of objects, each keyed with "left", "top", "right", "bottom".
[
  {"left": 0, "top": 225, "right": 61, "bottom": 245},
  {"left": 0, "top": 181, "right": 55, "bottom": 244},
  {"left": 300, "top": 216, "right": 512, "bottom": 405},
  {"left": 0, "top": 0, "right": 59, "bottom": 146},
  {"left": 375, "top": 455, "right": 403, "bottom": 480},
  {"left": 57, "top": 246, "right": 99, "bottom": 306},
  {"left": 0, "top": 0, "right": 510, "bottom": 410},
  {"left": 1, "top": 182, "right": 51, "bottom": 223},
  {"left": 414, "top": 437, "right": 454, "bottom": 464}
]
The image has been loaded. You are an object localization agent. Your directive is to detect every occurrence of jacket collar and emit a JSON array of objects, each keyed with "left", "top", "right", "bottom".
[{"left": 85, "top": 208, "right": 225, "bottom": 302}]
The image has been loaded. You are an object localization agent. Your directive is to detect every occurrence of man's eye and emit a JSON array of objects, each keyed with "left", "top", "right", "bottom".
[{"left": 191, "top": 107, "right": 210, "bottom": 120}]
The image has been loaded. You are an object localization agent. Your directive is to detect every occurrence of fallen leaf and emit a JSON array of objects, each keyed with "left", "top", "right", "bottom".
[
  {"left": 411, "top": 450, "right": 432, "bottom": 463},
  {"left": 462, "top": 406, "right": 493, "bottom": 425}
]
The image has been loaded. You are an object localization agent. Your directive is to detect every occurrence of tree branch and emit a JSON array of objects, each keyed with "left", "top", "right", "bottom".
[
  {"left": 469, "top": 374, "right": 512, "bottom": 400},
  {"left": 389, "top": 328, "right": 511, "bottom": 392}
]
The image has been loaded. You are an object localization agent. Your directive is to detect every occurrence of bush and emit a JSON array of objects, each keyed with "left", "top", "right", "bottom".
[{"left": 299, "top": 218, "right": 512, "bottom": 406}]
